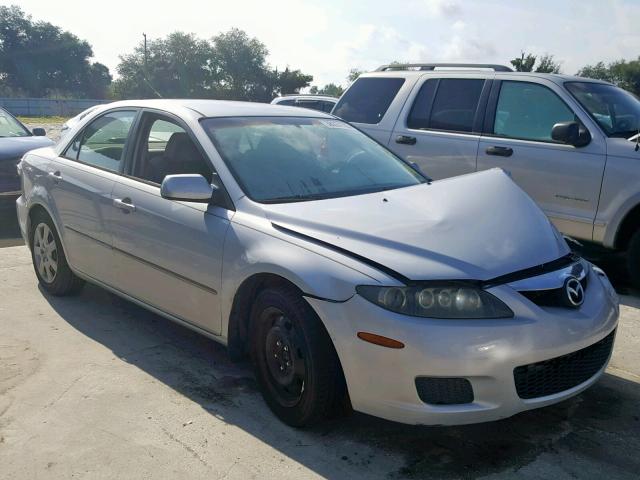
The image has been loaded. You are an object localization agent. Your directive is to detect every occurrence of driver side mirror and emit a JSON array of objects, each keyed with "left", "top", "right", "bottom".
[
  {"left": 32, "top": 127, "right": 46, "bottom": 137},
  {"left": 161, "top": 174, "right": 217, "bottom": 203},
  {"left": 551, "top": 121, "right": 591, "bottom": 147}
]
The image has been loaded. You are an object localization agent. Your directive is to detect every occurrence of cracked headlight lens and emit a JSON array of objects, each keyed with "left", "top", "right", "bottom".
[{"left": 356, "top": 284, "right": 513, "bottom": 319}]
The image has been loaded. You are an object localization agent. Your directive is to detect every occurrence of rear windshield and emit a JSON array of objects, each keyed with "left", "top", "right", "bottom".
[{"left": 333, "top": 77, "right": 405, "bottom": 124}]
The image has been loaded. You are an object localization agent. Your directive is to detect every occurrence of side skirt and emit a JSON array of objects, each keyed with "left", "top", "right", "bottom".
[{"left": 73, "top": 268, "right": 228, "bottom": 347}]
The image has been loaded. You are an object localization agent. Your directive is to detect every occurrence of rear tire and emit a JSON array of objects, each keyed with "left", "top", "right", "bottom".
[
  {"left": 249, "top": 286, "right": 347, "bottom": 427},
  {"left": 627, "top": 229, "right": 640, "bottom": 289},
  {"left": 29, "top": 211, "right": 84, "bottom": 296}
]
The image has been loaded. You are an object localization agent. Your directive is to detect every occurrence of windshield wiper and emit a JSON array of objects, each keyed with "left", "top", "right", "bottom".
[{"left": 262, "top": 193, "right": 332, "bottom": 203}]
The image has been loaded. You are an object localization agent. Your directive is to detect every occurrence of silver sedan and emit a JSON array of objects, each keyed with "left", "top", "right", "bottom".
[{"left": 16, "top": 100, "right": 619, "bottom": 427}]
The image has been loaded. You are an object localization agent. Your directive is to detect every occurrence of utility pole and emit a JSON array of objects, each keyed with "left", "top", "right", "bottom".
[
  {"left": 139, "top": 32, "right": 161, "bottom": 98},
  {"left": 143, "top": 33, "right": 148, "bottom": 71}
]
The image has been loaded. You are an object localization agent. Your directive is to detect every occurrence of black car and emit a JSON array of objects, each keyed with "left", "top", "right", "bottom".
[{"left": 0, "top": 107, "right": 54, "bottom": 197}]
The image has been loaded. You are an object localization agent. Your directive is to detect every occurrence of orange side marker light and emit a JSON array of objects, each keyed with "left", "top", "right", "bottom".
[{"left": 357, "top": 332, "right": 405, "bottom": 349}]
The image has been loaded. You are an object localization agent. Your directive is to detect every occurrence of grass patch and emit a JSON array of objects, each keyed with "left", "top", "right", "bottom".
[{"left": 17, "top": 116, "right": 70, "bottom": 124}]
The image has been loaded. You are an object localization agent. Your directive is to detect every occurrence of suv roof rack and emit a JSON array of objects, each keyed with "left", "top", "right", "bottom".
[
  {"left": 375, "top": 63, "right": 513, "bottom": 72},
  {"left": 281, "top": 93, "right": 335, "bottom": 97}
]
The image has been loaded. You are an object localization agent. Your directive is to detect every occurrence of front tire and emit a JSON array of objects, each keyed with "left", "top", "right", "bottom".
[
  {"left": 249, "top": 286, "right": 346, "bottom": 427},
  {"left": 29, "top": 211, "right": 84, "bottom": 296}
]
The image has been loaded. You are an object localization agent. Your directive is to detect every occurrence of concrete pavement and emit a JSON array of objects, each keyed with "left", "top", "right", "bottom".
[{"left": 1, "top": 245, "right": 639, "bottom": 479}]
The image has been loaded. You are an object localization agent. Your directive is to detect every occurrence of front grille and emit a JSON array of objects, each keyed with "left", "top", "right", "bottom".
[
  {"left": 415, "top": 377, "right": 474, "bottom": 405},
  {"left": 519, "top": 275, "right": 588, "bottom": 308},
  {"left": 514, "top": 329, "right": 615, "bottom": 399}
]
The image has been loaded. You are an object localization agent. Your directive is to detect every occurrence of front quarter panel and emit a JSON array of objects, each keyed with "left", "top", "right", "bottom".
[
  {"left": 597, "top": 138, "right": 640, "bottom": 247},
  {"left": 219, "top": 213, "right": 385, "bottom": 338}
]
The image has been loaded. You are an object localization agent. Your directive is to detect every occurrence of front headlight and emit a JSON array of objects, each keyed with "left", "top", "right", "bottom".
[{"left": 356, "top": 284, "right": 513, "bottom": 319}]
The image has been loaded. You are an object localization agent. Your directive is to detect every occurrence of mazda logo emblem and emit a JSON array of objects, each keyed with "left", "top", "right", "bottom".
[{"left": 563, "top": 276, "right": 585, "bottom": 308}]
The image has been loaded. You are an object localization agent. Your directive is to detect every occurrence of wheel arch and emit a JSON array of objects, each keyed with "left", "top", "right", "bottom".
[
  {"left": 26, "top": 202, "right": 73, "bottom": 265},
  {"left": 226, "top": 272, "right": 305, "bottom": 361},
  {"left": 613, "top": 202, "right": 640, "bottom": 251}
]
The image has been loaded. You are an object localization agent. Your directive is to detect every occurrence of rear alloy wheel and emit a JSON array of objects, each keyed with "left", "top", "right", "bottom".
[
  {"left": 29, "top": 212, "right": 84, "bottom": 296},
  {"left": 250, "top": 286, "right": 346, "bottom": 427},
  {"left": 33, "top": 223, "right": 58, "bottom": 284}
]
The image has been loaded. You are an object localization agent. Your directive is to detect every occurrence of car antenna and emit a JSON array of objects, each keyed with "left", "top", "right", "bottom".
[{"left": 636, "top": 128, "right": 640, "bottom": 152}]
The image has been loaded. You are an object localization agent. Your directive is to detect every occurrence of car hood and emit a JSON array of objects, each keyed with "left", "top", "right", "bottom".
[
  {"left": 0, "top": 136, "right": 54, "bottom": 161},
  {"left": 262, "top": 169, "right": 570, "bottom": 281}
]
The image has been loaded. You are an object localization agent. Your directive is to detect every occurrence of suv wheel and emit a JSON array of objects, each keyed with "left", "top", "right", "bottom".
[
  {"left": 30, "top": 211, "right": 84, "bottom": 296},
  {"left": 249, "top": 286, "right": 346, "bottom": 427}
]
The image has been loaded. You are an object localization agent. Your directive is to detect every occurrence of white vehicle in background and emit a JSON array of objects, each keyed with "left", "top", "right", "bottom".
[
  {"left": 59, "top": 105, "right": 102, "bottom": 139},
  {"left": 333, "top": 63, "right": 640, "bottom": 286},
  {"left": 271, "top": 95, "right": 338, "bottom": 113}
]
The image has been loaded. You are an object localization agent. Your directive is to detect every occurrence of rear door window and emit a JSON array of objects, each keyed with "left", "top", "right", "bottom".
[
  {"left": 408, "top": 79, "right": 485, "bottom": 132},
  {"left": 132, "top": 115, "right": 211, "bottom": 185},
  {"left": 333, "top": 77, "right": 405, "bottom": 124},
  {"left": 493, "top": 81, "right": 575, "bottom": 142},
  {"left": 65, "top": 110, "right": 136, "bottom": 172}
]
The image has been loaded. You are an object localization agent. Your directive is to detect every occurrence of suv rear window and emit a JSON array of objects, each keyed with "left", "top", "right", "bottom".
[
  {"left": 333, "top": 77, "right": 405, "bottom": 124},
  {"left": 408, "top": 79, "right": 485, "bottom": 132}
]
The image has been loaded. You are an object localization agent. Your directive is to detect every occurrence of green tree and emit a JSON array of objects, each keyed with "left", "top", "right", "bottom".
[
  {"left": 576, "top": 61, "right": 613, "bottom": 82},
  {"left": 348, "top": 68, "right": 363, "bottom": 82},
  {"left": 609, "top": 58, "right": 640, "bottom": 95},
  {"left": 113, "top": 32, "right": 214, "bottom": 99},
  {"left": 510, "top": 52, "right": 537, "bottom": 72},
  {"left": 535, "top": 54, "right": 562, "bottom": 73},
  {"left": 211, "top": 28, "right": 272, "bottom": 100},
  {"left": 578, "top": 58, "right": 640, "bottom": 95},
  {"left": 276, "top": 67, "right": 313, "bottom": 96},
  {"left": 578, "top": 58, "right": 640, "bottom": 96},
  {"left": 510, "top": 52, "right": 561, "bottom": 73},
  {"left": 114, "top": 28, "right": 313, "bottom": 101},
  {"left": 0, "top": 5, "right": 111, "bottom": 98},
  {"left": 309, "top": 83, "right": 344, "bottom": 97}
]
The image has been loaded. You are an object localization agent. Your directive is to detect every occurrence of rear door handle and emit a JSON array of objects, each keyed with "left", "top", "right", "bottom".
[
  {"left": 486, "top": 146, "right": 514, "bottom": 157},
  {"left": 395, "top": 135, "right": 417, "bottom": 145},
  {"left": 113, "top": 197, "right": 136, "bottom": 213},
  {"left": 48, "top": 171, "right": 61, "bottom": 183}
]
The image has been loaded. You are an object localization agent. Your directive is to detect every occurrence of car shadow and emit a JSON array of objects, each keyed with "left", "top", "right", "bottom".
[{"left": 41, "top": 283, "right": 640, "bottom": 479}]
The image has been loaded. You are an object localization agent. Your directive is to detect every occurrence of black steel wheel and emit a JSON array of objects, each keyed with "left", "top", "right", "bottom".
[{"left": 249, "top": 286, "right": 346, "bottom": 427}]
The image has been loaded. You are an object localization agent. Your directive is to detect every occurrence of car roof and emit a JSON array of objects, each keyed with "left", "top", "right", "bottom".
[
  {"left": 97, "top": 99, "right": 335, "bottom": 119},
  {"left": 360, "top": 70, "right": 612, "bottom": 86}
]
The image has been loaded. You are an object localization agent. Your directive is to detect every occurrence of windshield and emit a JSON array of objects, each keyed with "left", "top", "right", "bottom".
[
  {"left": 201, "top": 116, "right": 425, "bottom": 203},
  {"left": 0, "top": 109, "right": 29, "bottom": 137},
  {"left": 565, "top": 82, "right": 640, "bottom": 138}
]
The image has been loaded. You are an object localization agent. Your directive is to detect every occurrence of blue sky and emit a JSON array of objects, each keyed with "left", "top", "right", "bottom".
[{"left": 8, "top": 0, "right": 640, "bottom": 88}]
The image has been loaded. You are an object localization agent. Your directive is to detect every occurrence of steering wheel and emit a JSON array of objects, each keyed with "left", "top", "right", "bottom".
[{"left": 339, "top": 149, "right": 369, "bottom": 174}]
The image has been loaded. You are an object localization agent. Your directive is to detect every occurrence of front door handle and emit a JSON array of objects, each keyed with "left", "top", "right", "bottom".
[
  {"left": 113, "top": 197, "right": 136, "bottom": 213},
  {"left": 48, "top": 171, "right": 62, "bottom": 183},
  {"left": 486, "top": 146, "right": 514, "bottom": 157},
  {"left": 395, "top": 135, "right": 417, "bottom": 145}
]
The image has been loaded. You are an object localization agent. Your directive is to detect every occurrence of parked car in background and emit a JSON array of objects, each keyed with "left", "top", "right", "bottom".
[
  {"left": 271, "top": 94, "right": 337, "bottom": 113},
  {"left": 17, "top": 99, "right": 618, "bottom": 427},
  {"left": 0, "top": 107, "right": 53, "bottom": 197},
  {"left": 59, "top": 105, "right": 102, "bottom": 140},
  {"left": 333, "top": 63, "right": 640, "bottom": 286}
]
